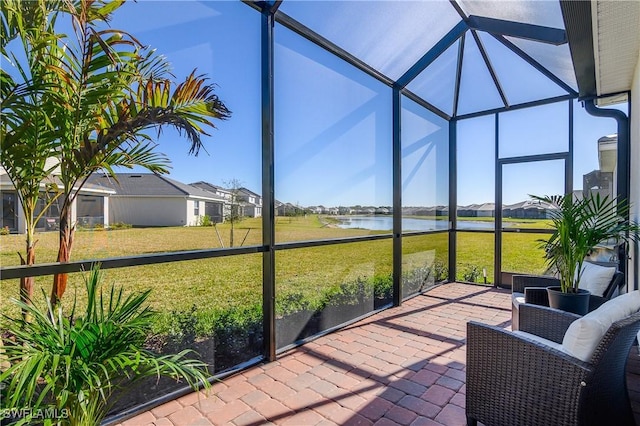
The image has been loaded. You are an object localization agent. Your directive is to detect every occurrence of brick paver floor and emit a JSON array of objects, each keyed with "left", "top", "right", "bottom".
[{"left": 115, "top": 283, "right": 640, "bottom": 426}]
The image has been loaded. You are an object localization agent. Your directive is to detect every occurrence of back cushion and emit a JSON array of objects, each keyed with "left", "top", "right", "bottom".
[
  {"left": 562, "top": 290, "right": 640, "bottom": 362},
  {"left": 577, "top": 262, "right": 616, "bottom": 297}
]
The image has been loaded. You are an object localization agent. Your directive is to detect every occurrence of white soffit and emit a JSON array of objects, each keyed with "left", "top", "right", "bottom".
[{"left": 592, "top": 0, "right": 640, "bottom": 97}]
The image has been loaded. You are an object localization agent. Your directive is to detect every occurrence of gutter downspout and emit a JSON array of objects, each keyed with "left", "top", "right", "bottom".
[{"left": 583, "top": 99, "right": 632, "bottom": 288}]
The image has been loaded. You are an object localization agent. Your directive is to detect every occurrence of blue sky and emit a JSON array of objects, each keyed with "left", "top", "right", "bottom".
[{"left": 105, "top": 1, "right": 623, "bottom": 208}]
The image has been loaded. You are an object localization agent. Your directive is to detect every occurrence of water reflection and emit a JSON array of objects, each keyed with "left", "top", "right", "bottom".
[{"left": 335, "top": 215, "right": 503, "bottom": 231}]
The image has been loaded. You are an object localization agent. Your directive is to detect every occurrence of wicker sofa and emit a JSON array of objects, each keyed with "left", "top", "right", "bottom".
[
  {"left": 466, "top": 294, "right": 640, "bottom": 426},
  {"left": 511, "top": 262, "right": 624, "bottom": 330}
]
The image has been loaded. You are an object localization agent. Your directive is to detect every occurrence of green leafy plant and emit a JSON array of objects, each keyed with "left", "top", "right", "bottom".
[
  {"left": 109, "top": 222, "right": 132, "bottom": 230},
  {"left": 167, "top": 305, "right": 199, "bottom": 347},
  {"left": 533, "top": 193, "right": 640, "bottom": 293},
  {"left": 431, "top": 260, "right": 449, "bottom": 282},
  {"left": 0, "top": 266, "right": 211, "bottom": 426},
  {"left": 198, "top": 215, "right": 214, "bottom": 227},
  {"left": 462, "top": 264, "right": 482, "bottom": 283}
]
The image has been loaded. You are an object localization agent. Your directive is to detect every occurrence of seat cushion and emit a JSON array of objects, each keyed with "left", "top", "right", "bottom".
[
  {"left": 577, "top": 262, "right": 616, "bottom": 297},
  {"left": 512, "top": 292, "right": 525, "bottom": 307},
  {"left": 562, "top": 290, "right": 640, "bottom": 362}
]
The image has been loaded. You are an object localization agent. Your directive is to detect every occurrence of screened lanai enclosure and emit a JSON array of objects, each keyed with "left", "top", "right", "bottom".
[{"left": 1, "top": 0, "right": 635, "bottom": 421}]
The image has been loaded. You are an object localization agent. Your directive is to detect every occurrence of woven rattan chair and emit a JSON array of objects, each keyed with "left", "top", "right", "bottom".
[
  {"left": 466, "top": 303, "right": 640, "bottom": 426},
  {"left": 511, "top": 266, "right": 624, "bottom": 330}
]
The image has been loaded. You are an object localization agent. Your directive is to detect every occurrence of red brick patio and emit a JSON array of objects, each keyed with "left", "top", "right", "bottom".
[{"left": 116, "top": 283, "right": 640, "bottom": 426}]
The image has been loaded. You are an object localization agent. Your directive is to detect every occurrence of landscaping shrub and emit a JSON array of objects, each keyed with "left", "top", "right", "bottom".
[
  {"left": 402, "top": 265, "right": 434, "bottom": 295},
  {"left": 461, "top": 264, "right": 482, "bottom": 283},
  {"left": 147, "top": 273, "right": 394, "bottom": 372},
  {"left": 276, "top": 292, "right": 319, "bottom": 316},
  {"left": 402, "top": 260, "right": 450, "bottom": 296},
  {"left": 109, "top": 222, "right": 132, "bottom": 230},
  {"left": 150, "top": 303, "right": 263, "bottom": 372},
  {"left": 431, "top": 260, "right": 448, "bottom": 282},
  {"left": 198, "top": 215, "right": 213, "bottom": 227},
  {"left": 373, "top": 274, "right": 393, "bottom": 301},
  {"left": 77, "top": 223, "right": 106, "bottom": 232}
]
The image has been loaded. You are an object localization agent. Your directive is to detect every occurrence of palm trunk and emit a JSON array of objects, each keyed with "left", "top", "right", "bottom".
[
  {"left": 18, "top": 243, "right": 36, "bottom": 321},
  {"left": 51, "top": 204, "right": 74, "bottom": 305}
]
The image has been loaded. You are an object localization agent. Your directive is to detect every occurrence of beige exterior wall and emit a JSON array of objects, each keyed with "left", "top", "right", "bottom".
[
  {"left": 109, "top": 197, "right": 187, "bottom": 227},
  {"left": 186, "top": 198, "right": 207, "bottom": 226}
]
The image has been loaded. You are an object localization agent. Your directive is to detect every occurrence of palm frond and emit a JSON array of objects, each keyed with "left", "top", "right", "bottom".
[
  {"left": 1, "top": 266, "right": 211, "bottom": 423},
  {"left": 532, "top": 193, "right": 640, "bottom": 292}
]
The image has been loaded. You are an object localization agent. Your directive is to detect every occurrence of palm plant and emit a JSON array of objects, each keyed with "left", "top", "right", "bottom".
[
  {"left": 1, "top": 0, "right": 231, "bottom": 305},
  {"left": 1, "top": 0, "right": 67, "bottom": 315},
  {"left": 534, "top": 193, "right": 640, "bottom": 293},
  {"left": 0, "top": 266, "right": 211, "bottom": 426}
]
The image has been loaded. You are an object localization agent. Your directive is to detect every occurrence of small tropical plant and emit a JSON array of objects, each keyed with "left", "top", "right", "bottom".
[
  {"left": 0, "top": 266, "right": 211, "bottom": 426},
  {"left": 533, "top": 193, "right": 640, "bottom": 293},
  {"left": 198, "top": 214, "right": 214, "bottom": 227}
]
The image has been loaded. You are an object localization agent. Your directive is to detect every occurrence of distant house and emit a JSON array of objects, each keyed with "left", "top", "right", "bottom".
[
  {"left": 503, "top": 199, "right": 555, "bottom": 219},
  {"left": 307, "top": 205, "right": 324, "bottom": 214},
  {"left": 476, "top": 203, "right": 495, "bottom": 218},
  {"left": 582, "top": 134, "right": 617, "bottom": 200},
  {"left": 189, "top": 181, "right": 232, "bottom": 222},
  {"left": 1, "top": 171, "right": 114, "bottom": 234},
  {"left": 237, "top": 187, "right": 262, "bottom": 218},
  {"left": 457, "top": 204, "right": 479, "bottom": 217},
  {"left": 276, "top": 202, "right": 309, "bottom": 216},
  {"left": 190, "top": 182, "right": 262, "bottom": 220},
  {"left": 87, "top": 173, "right": 226, "bottom": 227},
  {"left": 276, "top": 202, "right": 293, "bottom": 216}
]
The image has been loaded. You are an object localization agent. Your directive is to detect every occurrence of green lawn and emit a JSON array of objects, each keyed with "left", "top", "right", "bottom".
[{"left": 0, "top": 215, "right": 547, "bottom": 321}]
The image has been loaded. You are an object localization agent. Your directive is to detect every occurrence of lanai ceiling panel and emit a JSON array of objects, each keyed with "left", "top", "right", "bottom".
[
  {"left": 477, "top": 31, "right": 568, "bottom": 106},
  {"left": 456, "top": 33, "right": 505, "bottom": 116},
  {"left": 457, "top": 0, "right": 565, "bottom": 28},
  {"left": 505, "top": 36, "right": 577, "bottom": 91},
  {"left": 278, "top": 0, "right": 462, "bottom": 80},
  {"left": 405, "top": 40, "right": 459, "bottom": 117},
  {"left": 275, "top": 0, "right": 577, "bottom": 118}
]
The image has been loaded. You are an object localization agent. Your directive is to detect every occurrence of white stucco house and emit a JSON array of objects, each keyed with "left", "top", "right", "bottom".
[
  {"left": 191, "top": 181, "right": 262, "bottom": 220},
  {"left": 1, "top": 167, "right": 115, "bottom": 234},
  {"left": 87, "top": 173, "right": 228, "bottom": 227},
  {"left": 238, "top": 187, "right": 262, "bottom": 218}
]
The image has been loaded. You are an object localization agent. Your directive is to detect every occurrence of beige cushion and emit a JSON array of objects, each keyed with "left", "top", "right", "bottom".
[
  {"left": 512, "top": 292, "right": 525, "bottom": 306},
  {"left": 577, "top": 262, "right": 616, "bottom": 297},
  {"left": 562, "top": 290, "right": 640, "bottom": 362}
]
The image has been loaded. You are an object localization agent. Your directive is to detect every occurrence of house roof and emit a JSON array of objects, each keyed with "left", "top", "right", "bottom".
[
  {"left": 239, "top": 187, "right": 261, "bottom": 198},
  {"left": 87, "top": 173, "right": 225, "bottom": 200},
  {"left": 190, "top": 181, "right": 229, "bottom": 195},
  {"left": 0, "top": 173, "right": 116, "bottom": 195},
  {"left": 504, "top": 199, "right": 556, "bottom": 210},
  {"left": 189, "top": 180, "right": 230, "bottom": 200}
]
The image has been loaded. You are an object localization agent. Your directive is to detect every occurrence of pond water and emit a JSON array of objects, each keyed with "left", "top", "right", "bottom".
[{"left": 335, "top": 216, "right": 505, "bottom": 231}]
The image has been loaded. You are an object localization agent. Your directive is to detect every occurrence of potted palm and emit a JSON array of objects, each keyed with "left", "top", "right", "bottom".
[{"left": 533, "top": 193, "right": 640, "bottom": 314}]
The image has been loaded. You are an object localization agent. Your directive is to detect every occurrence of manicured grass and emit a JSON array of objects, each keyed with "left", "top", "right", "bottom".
[
  {"left": 456, "top": 231, "right": 548, "bottom": 282},
  {"left": 0, "top": 216, "right": 385, "bottom": 319},
  {"left": 0, "top": 215, "right": 546, "bottom": 320}
]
